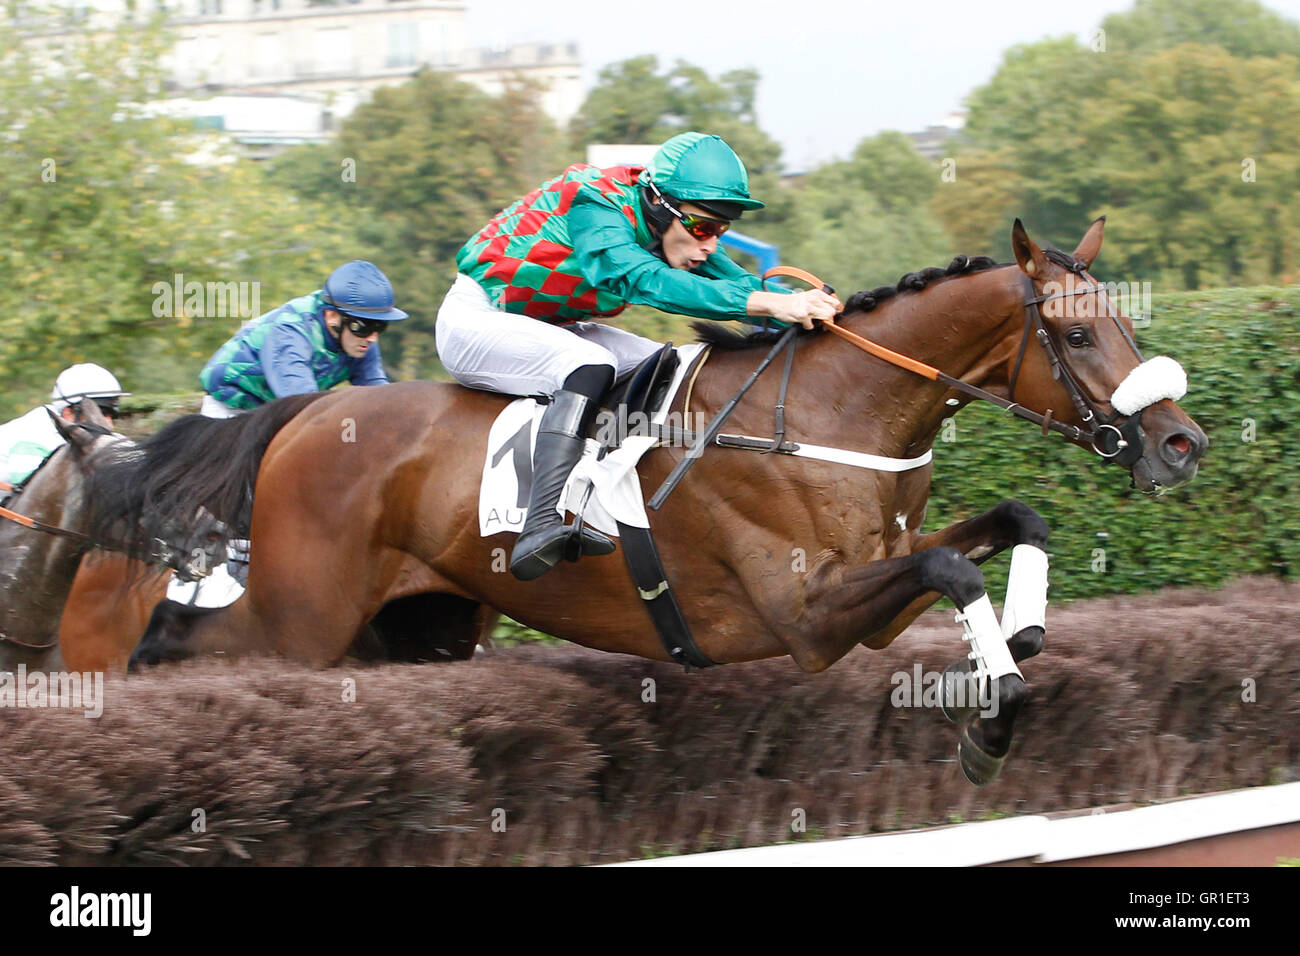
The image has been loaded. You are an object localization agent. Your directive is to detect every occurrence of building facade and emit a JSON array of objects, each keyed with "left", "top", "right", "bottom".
[{"left": 31, "top": 1, "right": 582, "bottom": 150}]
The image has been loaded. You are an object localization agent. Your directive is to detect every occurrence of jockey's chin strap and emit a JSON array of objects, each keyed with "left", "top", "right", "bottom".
[{"left": 764, "top": 264, "right": 1146, "bottom": 464}]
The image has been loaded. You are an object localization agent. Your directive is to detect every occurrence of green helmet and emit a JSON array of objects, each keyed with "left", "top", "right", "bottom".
[{"left": 640, "top": 132, "right": 764, "bottom": 217}]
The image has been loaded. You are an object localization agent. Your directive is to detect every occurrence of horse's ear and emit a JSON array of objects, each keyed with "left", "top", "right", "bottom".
[
  {"left": 1071, "top": 216, "right": 1106, "bottom": 269},
  {"left": 46, "top": 403, "right": 103, "bottom": 451},
  {"left": 77, "top": 398, "right": 112, "bottom": 432},
  {"left": 48, "top": 406, "right": 78, "bottom": 443},
  {"left": 1011, "top": 219, "right": 1048, "bottom": 277}
]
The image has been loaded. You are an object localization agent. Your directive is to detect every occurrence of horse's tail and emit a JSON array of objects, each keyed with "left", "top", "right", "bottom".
[{"left": 87, "top": 392, "right": 327, "bottom": 562}]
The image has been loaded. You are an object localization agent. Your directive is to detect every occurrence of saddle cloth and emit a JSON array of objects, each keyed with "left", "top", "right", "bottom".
[{"left": 478, "top": 344, "right": 705, "bottom": 538}]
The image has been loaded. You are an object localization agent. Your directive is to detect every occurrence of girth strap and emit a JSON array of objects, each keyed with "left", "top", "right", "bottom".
[{"left": 616, "top": 521, "right": 715, "bottom": 670}]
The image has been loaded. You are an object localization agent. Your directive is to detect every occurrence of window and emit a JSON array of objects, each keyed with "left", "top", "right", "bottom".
[
  {"left": 253, "top": 32, "right": 282, "bottom": 79},
  {"left": 315, "top": 26, "right": 352, "bottom": 74},
  {"left": 387, "top": 23, "right": 417, "bottom": 68}
]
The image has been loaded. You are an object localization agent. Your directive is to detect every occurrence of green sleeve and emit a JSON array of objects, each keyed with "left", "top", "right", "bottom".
[
  {"left": 569, "top": 192, "right": 767, "bottom": 323},
  {"left": 696, "top": 245, "right": 758, "bottom": 282}
]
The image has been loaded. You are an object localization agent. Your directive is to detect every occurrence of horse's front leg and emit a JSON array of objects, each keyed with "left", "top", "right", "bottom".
[
  {"left": 790, "top": 499, "right": 1049, "bottom": 785},
  {"left": 793, "top": 543, "right": 1024, "bottom": 782},
  {"left": 862, "top": 499, "right": 1051, "bottom": 664}
]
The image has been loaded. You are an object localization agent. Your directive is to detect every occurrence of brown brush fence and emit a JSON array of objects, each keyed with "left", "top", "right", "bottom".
[{"left": 1, "top": 577, "right": 1296, "bottom": 866}]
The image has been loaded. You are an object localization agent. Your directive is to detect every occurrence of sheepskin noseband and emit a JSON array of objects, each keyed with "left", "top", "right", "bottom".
[{"left": 1110, "top": 356, "right": 1188, "bottom": 416}]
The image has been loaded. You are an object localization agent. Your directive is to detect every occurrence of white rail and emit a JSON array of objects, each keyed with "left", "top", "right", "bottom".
[{"left": 609, "top": 782, "right": 1300, "bottom": 867}]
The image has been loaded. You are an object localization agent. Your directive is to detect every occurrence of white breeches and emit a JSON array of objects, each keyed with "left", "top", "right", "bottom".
[
  {"left": 200, "top": 395, "right": 246, "bottom": 419},
  {"left": 435, "top": 274, "right": 663, "bottom": 396}
]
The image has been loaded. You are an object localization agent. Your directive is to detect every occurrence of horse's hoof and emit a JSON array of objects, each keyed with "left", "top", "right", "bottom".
[
  {"left": 958, "top": 724, "right": 1006, "bottom": 787},
  {"left": 941, "top": 657, "right": 978, "bottom": 724},
  {"left": 1007, "top": 625, "right": 1044, "bottom": 662}
]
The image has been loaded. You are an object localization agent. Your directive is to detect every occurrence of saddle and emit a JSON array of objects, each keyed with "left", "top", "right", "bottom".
[{"left": 596, "top": 343, "right": 681, "bottom": 448}]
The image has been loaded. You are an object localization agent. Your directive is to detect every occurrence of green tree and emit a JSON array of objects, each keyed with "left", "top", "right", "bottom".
[
  {"left": 565, "top": 55, "right": 672, "bottom": 146},
  {"left": 266, "top": 70, "right": 566, "bottom": 378},
  {"left": 568, "top": 55, "right": 779, "bottom": 168},
  {"left": 949, "top": 35, "right": 1111, "bottom": 254},
  {"left": 936, "top": 0, "right": 1300, "bottom": 286},
  {"left": 768, "top": 133, "right": 956, "bottom": 295},
  {"left": 0, "top": 4, "right": 348, "bottom": 418},
  {"left": 568, "top": 56, "right": 789, "bottom": 225},
  {"left": 1076, "top": 46, "right": 1300, "bottom": 288},
  {"left": 1101, "top": 0, "right": 1300, "bottom": 58}
]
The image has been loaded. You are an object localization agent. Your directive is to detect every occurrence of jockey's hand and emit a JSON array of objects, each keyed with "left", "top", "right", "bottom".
[{"left": 765, "top": 289, "right": 843, "bottom": 330}]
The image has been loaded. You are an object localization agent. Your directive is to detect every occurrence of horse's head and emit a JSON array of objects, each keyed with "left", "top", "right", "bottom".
[
  {"left": 0, "top": 399, "right": 132, "bottom": 651},
  {"left": 1007, "top": 218, "right": 1206, "bottom": 493}
]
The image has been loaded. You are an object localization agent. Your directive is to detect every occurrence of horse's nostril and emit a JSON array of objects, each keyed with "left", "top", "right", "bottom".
[{"left": 1161, "top": 430, "right": 1200, "bottom": 467}]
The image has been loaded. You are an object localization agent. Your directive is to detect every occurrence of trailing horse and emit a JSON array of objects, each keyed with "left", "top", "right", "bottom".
[
  {"left": 86, "top": 219, "right": 1205, "bottom": 783},
  {"left": 0, "top": 394, "right": 478, "bottom": 674},
  {"left": 0, "top": 401, "right": 125, "bottom": 671}
]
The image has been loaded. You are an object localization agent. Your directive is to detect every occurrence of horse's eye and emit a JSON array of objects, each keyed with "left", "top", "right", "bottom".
[{"left": 1066, "top": 328, "right": 1090, "bottom": 348}]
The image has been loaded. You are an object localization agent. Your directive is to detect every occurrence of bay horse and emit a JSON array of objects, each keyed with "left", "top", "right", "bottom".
[
  {"left": 0, "top": 396, "right": 490, "bottom": 675},
  {"left": 56, "top": 555, "right": 499, "bottom": 673},
  {"left": 87, "top": 219, "right": 1206, "bottom": 784}
]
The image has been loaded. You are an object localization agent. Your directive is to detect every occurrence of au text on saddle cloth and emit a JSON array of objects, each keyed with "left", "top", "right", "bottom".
[{"left": 479, "top": 344, "right": 706, "bottom": 538}]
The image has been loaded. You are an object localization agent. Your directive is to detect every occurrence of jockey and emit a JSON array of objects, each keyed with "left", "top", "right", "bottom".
[
  {"left": 178, "top": 260, "right": 405, "bottom": 606},
  {"left": 437, "top": 131, "right": 841, "bottom": 580},
  {"left": 199, "top": 259, "right": 407, "bottom": 419},
  {"left": 0, "top": 364, "right": 127, "bottom": 499}
]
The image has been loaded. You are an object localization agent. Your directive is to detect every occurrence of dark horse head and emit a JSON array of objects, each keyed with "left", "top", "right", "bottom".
[{"left": 0, "top": 400, "right": 126, "bottom": 664}]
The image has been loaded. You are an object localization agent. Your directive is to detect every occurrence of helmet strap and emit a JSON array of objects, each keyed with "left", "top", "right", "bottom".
[{"left": 640, "top": 185, "right": 674, "bottom": 262}]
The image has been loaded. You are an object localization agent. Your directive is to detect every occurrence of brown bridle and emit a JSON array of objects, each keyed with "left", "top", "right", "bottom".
[
  {"left": 765, "top": 264, "right": 1148, "bottom": 463},
  {"left": 0, "top": 418, "right": 207, "bottom": 591}
]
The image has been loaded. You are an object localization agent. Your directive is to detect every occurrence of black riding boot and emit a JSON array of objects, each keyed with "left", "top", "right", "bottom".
[{"left": 509, "top": 389, "right": 615, "bottom": 581}]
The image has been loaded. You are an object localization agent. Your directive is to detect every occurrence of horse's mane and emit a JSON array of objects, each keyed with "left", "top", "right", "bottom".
[
  {"left": 86, "top": 392, "right": 327, "bottom": 561},
  {"left": 693, "top": 254, "right": 1004, "bottom": 350}
]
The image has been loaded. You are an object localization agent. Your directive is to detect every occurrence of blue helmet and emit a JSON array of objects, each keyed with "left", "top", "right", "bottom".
[{"left": 322, "top": 261, "right": 407, "bottom": 322}]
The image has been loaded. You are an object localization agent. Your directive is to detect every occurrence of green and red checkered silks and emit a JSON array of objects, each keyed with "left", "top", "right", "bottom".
[{"left": 456, "top": 164, "right": 648, "bottom": 323}]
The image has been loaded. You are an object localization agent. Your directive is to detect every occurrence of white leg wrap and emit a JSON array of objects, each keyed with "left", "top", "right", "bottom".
[
  {"left": 956, "top": 593, "right": 1022, "bottom": 682},
  {"left": 1001, "top": 544, "right": 1049, "bottom": 639},
  {"left": 164, "top": 542, "right": 247, "bottom": 609},
  {"left": 165, "top": 563, "right": 245, "bottom": 608}
]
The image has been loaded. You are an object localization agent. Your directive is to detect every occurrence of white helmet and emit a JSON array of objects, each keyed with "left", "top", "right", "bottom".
[{"left": 50, "top": 363, "right": 129, "bottom": 412}]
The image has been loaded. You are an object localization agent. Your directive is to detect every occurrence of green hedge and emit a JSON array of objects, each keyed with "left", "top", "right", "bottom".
[{"left": 924, "top": 286, "right": 1300, "bottom": 604}]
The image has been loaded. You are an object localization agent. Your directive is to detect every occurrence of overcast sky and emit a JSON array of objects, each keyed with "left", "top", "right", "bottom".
[{"left": 465, "top": 0, "right": 1300, "bottom": 170}]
